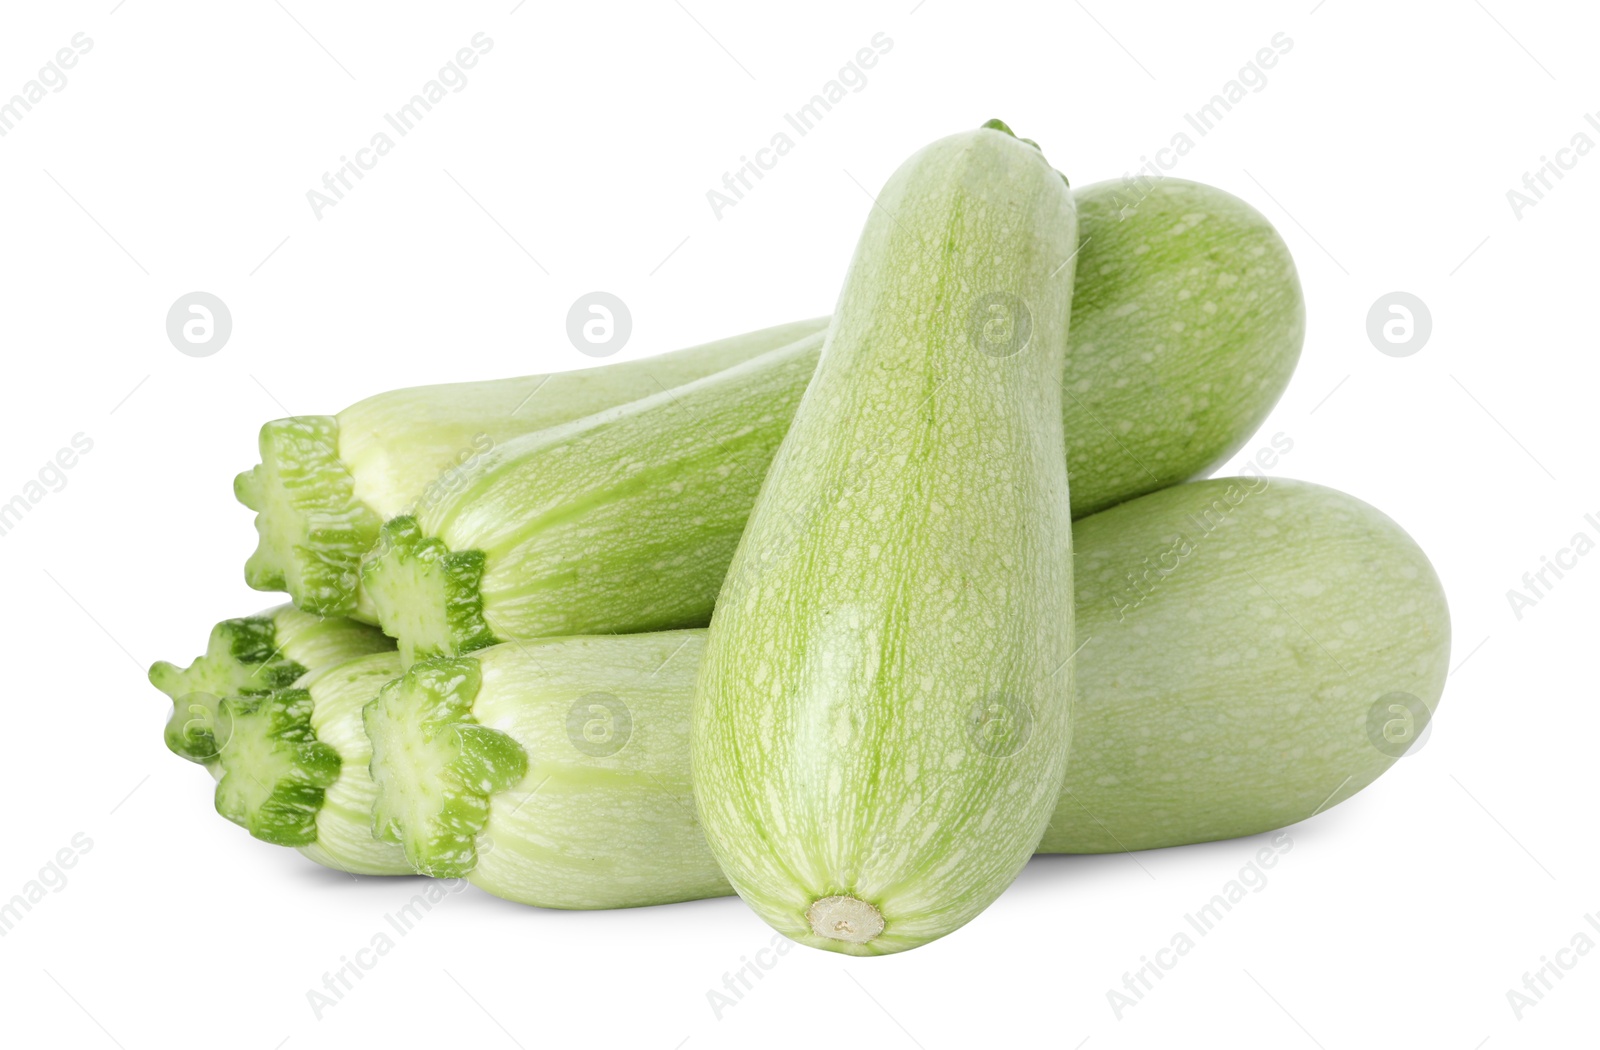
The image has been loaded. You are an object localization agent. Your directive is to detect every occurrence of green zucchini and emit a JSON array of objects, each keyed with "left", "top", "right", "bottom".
[
  {"left": 212, "top": 651, "right": 414, "bottom": 874},
  {"left": 362, "top": 633, "right": 726, "bottom": 907},
  {"left": 236, "top": 319, "right": 830, "bottom": 617},
  {"left": 354, "top": 478, "right": 1445, "bottom": 906},
  {"left": 693, "top": 123, "right": 1079, "bottom": 954},
  {"left": 360, "top": 338, "right": 822, "bottom": 665},
  {"left": 148, "top": 605, "right": 392, "bottom": 767},
  {"left": 243, "top": 179, "right": 1302, "bottom": 623},
  {"left": 1042, "top": 475, "right": 1450, "bottom": 850},
  {"left": 219, "top": 479, "right": 1447, "bottom": 901}
]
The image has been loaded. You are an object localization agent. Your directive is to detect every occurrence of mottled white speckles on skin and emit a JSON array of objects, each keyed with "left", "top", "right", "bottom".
[
  {"left": 1217, "top": 272, "right": 1240, "bottom": 286},
  {"left": 1117, "top": 420, "right": 1134, "bottom": 434},
  {"left": 1114, "top": 302, "right": 1140, "bottom": 318},
  {"left": 1133, "top": 243, "right": 1150, "bottom": 255},
  {"left": 1171, "top": 321, "right": 1186, "bottom": 333},
  {"left": 1202, "top": 302, "right": 1218, "bottom": 315},
  {"left": 1178, "top": 289, "right": 1193, "bottom": 301}
]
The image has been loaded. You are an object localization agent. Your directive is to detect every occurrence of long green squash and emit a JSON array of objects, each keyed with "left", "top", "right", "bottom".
[
  {"left": 213, "top": 652, "right": 414, "bottom": 875},
  {"left": 237, "top": 319, "right": 829, "bottom": 617},
  {"left": 242, "top": 178, "right": 1302, "bottom": 620},
  {"left": 208, "top": 479, "right": 1448, "bottom": 894},
  {"left": 692, "top": 124, "right": 1079, "bottom": 954},
  {"left": 148, "top": 605, "right": 392, "bottom": 767}
]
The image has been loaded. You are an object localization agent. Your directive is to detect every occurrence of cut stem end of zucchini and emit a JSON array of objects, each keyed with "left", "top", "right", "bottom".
[
  {"left": 362, "top": 516, "right": 498, "bottom": 666},
  {"left": 150, "top": 614, "right": 307, "bottom": 765},
  {"left": 237, "top": 416, "right": 382, "bottom": 616},
  {"left": 213, "top": 689, "right": 342, "bottom": 846},
  {"left": 806, "top": 896, "right": 885, "bottom": 945},
  {"left": 363, "top": 658, "right": 529, "bottom": 878}
]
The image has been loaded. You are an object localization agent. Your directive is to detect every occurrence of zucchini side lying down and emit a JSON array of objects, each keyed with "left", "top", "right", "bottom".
[
  {"left": 243, "top": 177, "right": 1304, "bottom": 622},
  {"left": 210, "top": 479, "right": 1448, "bottom": 893},
  {"left": 148, "top": 606, "right": 392, "bottom": 768}
]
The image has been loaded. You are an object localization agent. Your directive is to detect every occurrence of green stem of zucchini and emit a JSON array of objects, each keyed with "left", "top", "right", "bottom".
[{"left": 148, "top": 606, "right": 392, "bottom": 766}]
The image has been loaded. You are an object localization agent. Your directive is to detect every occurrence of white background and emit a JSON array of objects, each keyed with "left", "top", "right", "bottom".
[{"left": 0, "top": 1, "right": 1594, "bottom": 1047}]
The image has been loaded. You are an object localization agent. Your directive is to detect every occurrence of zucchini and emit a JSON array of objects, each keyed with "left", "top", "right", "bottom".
[
  {"left": 362, "top": 633, "right": 726, "bottom": 907},
  {"left": 692, "top": 123, "right": 1079, "bottom": 954},
  {"left": 212, "top": 651, "right": 414, "bottom": 874},
  {"left": 231, "top": 479, "right": 1447, "bottom": 900},
  {"left": 1042, "top": 475, "right": 1450, "bottom": 850},
  {"left": 148, "top": 605, "right": 392, "bottom": 767},
  {"left": 354, "top": 478, "right": 1447, "bottom": 906},
  {"left": 237, "top": 319, "right": 830, "bottom": 617},
  {"left": 360, "top": 338, "right": 822, "bottom": 665},
  {"left": 243, "top": 179, "right": 1301, "bottom": 623}
]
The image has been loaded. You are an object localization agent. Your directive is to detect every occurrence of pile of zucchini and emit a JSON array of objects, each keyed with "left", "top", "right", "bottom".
[{"left": 152, "top": 121, "right": 1449, "bottom": 955}]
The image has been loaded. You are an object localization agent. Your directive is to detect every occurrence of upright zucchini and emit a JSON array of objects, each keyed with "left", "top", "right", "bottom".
[
  {"left": 197, "top": 479, "right": 1447, "bottom": 899},
  {"left": 242, "top": 180, "right": 1302, "bottom": 622},
  {"left": 692, "top": 124, "right": 1078, "bottom": 954}
]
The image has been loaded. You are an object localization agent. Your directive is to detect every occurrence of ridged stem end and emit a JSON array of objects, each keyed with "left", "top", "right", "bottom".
[
  {"left": 151, "top": 613, "right": 307, "bottom": 764},
  {"left": 362, "top": 516, "right": 498, "bottom": 666},
  {"left": 238, "top": 416, "right": 382, "bottom": 616},
  {"left": 362, "top": 658, "right": 528, "bottom": 878},
  {"left": 213, "top": 689, "right": 342, "bottom": 846}
]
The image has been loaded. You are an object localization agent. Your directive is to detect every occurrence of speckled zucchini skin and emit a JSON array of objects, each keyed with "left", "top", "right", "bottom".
[{"left": 692, "top": 125, "right": 1080, "bottom": 955}]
